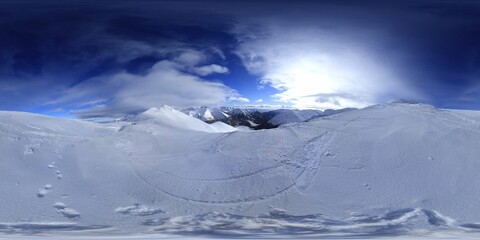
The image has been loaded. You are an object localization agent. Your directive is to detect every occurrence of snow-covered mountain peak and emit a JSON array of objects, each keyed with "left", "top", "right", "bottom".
[
  {"left": 131, "top": 105, "right": 236, "bottom": 133},
  {"left": 141, "top": 105, "right": 176, "bottom": 115},
  {"left": 157, "top": 105, "right": 175, "bottom": 111},
  {"left": 182, "top": 106, "right": 227, "bottom": 122}
]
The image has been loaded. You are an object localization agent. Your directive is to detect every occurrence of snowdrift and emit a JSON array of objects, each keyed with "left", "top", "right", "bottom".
[{"left": 1, "top": 103, "right": 480, "bottom": 236}]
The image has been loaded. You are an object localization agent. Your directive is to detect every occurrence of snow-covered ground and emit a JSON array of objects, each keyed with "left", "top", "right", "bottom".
[
  {"left": 267, "top": 109, "right": 323, "bottom": 125},
  {"left": 448, "top": 109, "right": 480, "bottom": 121},
  {"left": 1, "top": 103, "right": 480, "bottom": 238}
]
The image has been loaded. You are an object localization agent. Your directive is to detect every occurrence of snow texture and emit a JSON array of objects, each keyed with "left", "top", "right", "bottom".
[
  {"left": 1, "top": 103, "right": 480, "bottom": 237},
  {"left": 267, "top": 109, "right": 323, "bottom": 125}
]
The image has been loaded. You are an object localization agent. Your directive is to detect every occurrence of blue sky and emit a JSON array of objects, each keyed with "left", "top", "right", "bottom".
[{"left": 0, "top": 0, "right": 479, "bottom": 118}]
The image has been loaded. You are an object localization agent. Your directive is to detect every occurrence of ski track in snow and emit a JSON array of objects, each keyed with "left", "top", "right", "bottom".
[
  {"left": 127, "top": 157, "right": 300, "bottom": 204},
  {"left": 130, "top": 158, "right": 285, "bottom": 182},
  {"left": 123, "top": 118, "right": 359, "bottom": 205}
]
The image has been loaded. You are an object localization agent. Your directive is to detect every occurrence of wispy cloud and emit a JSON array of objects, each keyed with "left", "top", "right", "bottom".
[{"left": 227, "top": 96, "right": 250, "bottom": 103}]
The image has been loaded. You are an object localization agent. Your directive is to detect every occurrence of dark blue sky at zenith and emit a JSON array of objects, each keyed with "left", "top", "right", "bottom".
[{"left": 0, "top": 0, "right": 479, "bottom": 118}]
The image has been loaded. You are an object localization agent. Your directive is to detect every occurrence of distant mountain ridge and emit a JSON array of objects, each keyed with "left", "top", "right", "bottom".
[
  {"left": 88, "top": 106, "right": 355, "bottom": 130},
  {"left": 182, "top": 106, "right": 356, "bottom": 129}
]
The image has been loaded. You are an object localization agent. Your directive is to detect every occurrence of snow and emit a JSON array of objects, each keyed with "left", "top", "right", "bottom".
[
  {"left": 267, "top": 109, "right": 323, "bottom": 125},
  {"left": 182, "top": 106, "right": 215, "bottom": 121},
  {"left": 1, "top": 103, "right": 480, "bottom": 237},
  {"left": 210, "top": 109, "right": 229, "bottom": 120},
  {"left": 448, "top": 109, "right": 480, "bottom": 121},
  {"left": 182, "top": 106, "right": 229, "bottom": 122},
  {"left": 131, "top": 106, "right": 237, "bottom": 133},
  {"left": 229, "top": 108, "right": 250, "bottom": 116},
  {"left": 182, "top": 106, "right": 251, "bottom": 122},
  {"left": 115, "top": 204, "right": 164, "bottom": 216}
]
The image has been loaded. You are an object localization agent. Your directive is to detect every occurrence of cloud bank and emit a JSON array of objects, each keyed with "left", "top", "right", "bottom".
[
  {"left": 59, "top": 60, "right": 236, "bottom": 118},
  {"left": 234, "top": 23, "right": 420, "bottom": 109}
]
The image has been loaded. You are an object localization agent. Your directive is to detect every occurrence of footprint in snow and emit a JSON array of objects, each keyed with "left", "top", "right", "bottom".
[
  {"left": 53, "top": 202, "right": 80, "bottom": 219},
  {"left": 48, "top": 161, "right": 63, "bottom": 180},
  {"left": 56, "top": 171, "right": 63, "bottom": 180},
  {"left": 24, "top": 146, "right": 35, "bottom": 155},
  {"left": 48, "top": 162, "right": 56, "bottom": 169},
  {"left": 37, "top": 184, "right": 52, "bottom": 198},
  {"left": 24, "top": 142, "right": 42, "bottom": 155}
]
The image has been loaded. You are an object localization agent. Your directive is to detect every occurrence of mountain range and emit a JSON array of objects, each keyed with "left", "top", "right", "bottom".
[{"left": 181, "top": 106, "right": 355, "bottom": 129}]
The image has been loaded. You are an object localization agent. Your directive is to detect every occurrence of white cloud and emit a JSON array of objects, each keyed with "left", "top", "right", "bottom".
[
  {"left": 210, "top": 47, "right": 226, "bottom": 60},
  {"left": 174, "top": 50, "right": 207, "bottom": 66},
  {"left": 234, "top": 23, "right": 420, "bottom": 109},
  {"left": 172, "top": 50, "right": 229, "bottom": 76},
  {"left": 193, "top": 64, "right": 229, "bottom": 76},
  {"left": 255, "top": 99, "right": 263, "bottom": 103},
  {"left": 63, "top": 60, "right": 236, "bottom": 118},
  {"left": 227, "top": 96, "right": 250, "bottom": 103}
]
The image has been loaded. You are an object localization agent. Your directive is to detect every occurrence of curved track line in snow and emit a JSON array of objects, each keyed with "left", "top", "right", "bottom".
[
  {"left": 295, "top": 131, "right": 336, "bottom": 191},
  {"left": 121, "top": 117, "right": 362, "bottom": 204},
  {"left": 130, "top": 159, "right": 285, "bottom": 182},
  {"left": 292, "top": 117, "right": 358, "bottom": 191},
  {"left": 127, "top": 158, "right": 298, "bottom": 204},
  {"left": 124, "top": 128, "right": 339, "bottom": 205}
]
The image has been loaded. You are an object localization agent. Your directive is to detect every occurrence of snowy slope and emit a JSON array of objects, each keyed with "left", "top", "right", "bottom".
[
  {"left": 267, "top": 109, "right": 323, "bottom": 125},
  {"left": 132, "top": 105, "right": 237, "bottom": 133},
  {"left": 449, "top": 109, "right": 480, "bottom": 121},
  {"left": 209, "top": 108, "right": 229, "bottom": 121},
  {"left": 1, "top": 103, "right": 480, "bottom": 236}
]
